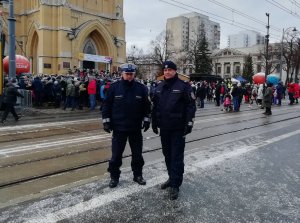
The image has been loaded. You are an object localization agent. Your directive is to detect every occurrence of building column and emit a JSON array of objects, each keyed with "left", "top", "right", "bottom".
[
  {"left": 221, "top": 62, "right": 224, "bottom": 78},
  {"left": 230, "top": 62, "right": 234, "bottom": 77},
  {"left": 241, "top": 63, "right": 244, "bottom": 75}
]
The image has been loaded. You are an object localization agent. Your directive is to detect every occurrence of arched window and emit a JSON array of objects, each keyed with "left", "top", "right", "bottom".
[{"left": 83, "top": 39, "right": 97, "bottom": 55}]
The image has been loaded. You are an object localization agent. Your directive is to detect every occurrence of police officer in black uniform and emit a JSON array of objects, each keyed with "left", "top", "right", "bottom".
[
  {"left": 102, "top": 63, "right": 151, "bottom": 188},
  {"left": 152, "top": 61, "right": 196, "bottom": 200}
]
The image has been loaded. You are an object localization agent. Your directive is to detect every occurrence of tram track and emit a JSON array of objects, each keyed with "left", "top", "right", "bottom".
[
  {"left": 0, "top": 103, "right": 295, "bottom": 144},
  {"left": 1, "top": 105, "right": 299, "bottom": 166},
  {"left": 1, "top": 108, "right": 300, "bottom": 190}
]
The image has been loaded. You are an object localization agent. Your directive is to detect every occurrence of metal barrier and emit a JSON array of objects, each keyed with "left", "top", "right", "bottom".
[{"left": 16, "top": 89, "right": 33, "bottom": 108}]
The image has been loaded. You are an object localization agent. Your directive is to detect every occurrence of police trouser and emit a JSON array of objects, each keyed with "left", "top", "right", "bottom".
[
  {"left": 108, "top": 130, "right": 144, "bottom": 179},
  {"left": 1, "top": 103, "right": 18, "bottom": 121},
  {"left": 160, "top": 130, "right": 185, "bottom": 188}
]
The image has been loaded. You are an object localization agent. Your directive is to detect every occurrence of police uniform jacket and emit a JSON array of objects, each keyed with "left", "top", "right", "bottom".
[
  {"left": 102, "top": 79, "right": 151, "bottom": 132},
  {"left": 152, "top": 75, "right": 196, "bottom": 130}
]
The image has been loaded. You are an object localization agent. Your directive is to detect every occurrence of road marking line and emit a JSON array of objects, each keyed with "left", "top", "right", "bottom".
[
  {"left": 27, "top": 129, "right": 300, "bottom": 223},
  {"left": 0, "top": 134, "right": 111, "bottom": 155},
  {"left": 0, "top": 118, "right": 100, "bottom": 132}
]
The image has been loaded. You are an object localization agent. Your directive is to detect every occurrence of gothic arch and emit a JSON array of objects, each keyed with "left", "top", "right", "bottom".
[
  {"left": 83, "top": 38, "right": 98, "bottom": 55},
  {"left": 75, "top": 20, "right": 116, "bottom": 59},
  {"left": 29, "top": 31, "right": 39, "bottom": 74}
]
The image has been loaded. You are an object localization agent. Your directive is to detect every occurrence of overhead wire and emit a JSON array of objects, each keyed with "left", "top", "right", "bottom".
[
  {"left": 159, "top": 0, "right": 281, "bottom": 41},
  {"left": 265, "top": 0, "right": 300, "bottom": 19},
  {"left": 289, "top": 0, "right": 300, "bottom": 9},
  {"left": 208, "top": 0, "right": 281, "bottom": 32}
]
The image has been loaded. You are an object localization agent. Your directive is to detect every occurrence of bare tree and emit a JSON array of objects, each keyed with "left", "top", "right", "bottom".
[
  {"left": 258, "top": 44, "right": 281, "bottom": 76},
  {"left": 127, "top": 45, "right": 144, "bottom": 64},
  {"left": 282, "top": 30, "right": 299, "bottom": 84},
  {"left": 293, "top": 38, "right": 300, "bottom": 82},
  {"left": 150, "top": 30, "right": 175, "bottom": 66},
  {"left": 126, "top": 45, "right": 145, "bottom": 79}
]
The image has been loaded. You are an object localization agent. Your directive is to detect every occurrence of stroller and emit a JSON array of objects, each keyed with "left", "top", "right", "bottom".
[{"left": 222, "top": 94, "right": 233, "bottom": 112}]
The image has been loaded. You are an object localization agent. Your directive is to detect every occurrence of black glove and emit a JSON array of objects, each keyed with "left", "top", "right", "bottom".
[
  {"left": 142, "top": 121, "right": 150, "bottom": 132},
  {"left": 103, "top": 122, "right": 111, "bottom": 133},
  {"left": 184, "top": 124, "right": 193, "bottom": 136}
]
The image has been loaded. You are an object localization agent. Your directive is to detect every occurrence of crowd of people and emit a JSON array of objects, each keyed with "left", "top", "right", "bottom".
[
  {"left": 2, "top": 70, "right": 122, "bottom": 111},
  {"left": 2, "top": 69, "right": 300, "bottom": 116},
  {"left": 192, "top": 79, "right": 299, "bottom": 115}
]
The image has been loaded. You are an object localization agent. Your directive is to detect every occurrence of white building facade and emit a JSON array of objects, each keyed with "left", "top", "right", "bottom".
[
  {"left": 228, "top": 30, "right": 265, "bottom": 48},
  {"left": 166, "top": 12, "right": 220, "bottom": 52},
  {"left": 211, "top": 44, "right": 287, "bottom": 82}
]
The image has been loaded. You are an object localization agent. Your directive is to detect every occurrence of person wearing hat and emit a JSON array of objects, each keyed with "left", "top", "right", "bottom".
[
  {"left": 1, "top": 82, "right": 24, "bottom": 124},
  {"left": 263, "top": 82, "right": 273, "bottom": 115},
  {"left": 151, "top": 60, "right": 196, "bottom": 200},
  {"left": 102, "top": 63, "right": 151, "bottom": 188}
]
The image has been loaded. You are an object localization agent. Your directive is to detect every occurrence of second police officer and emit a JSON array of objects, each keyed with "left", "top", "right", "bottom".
[
  {"left": 152, "top": 61, "right": 196, "bottom": 200},
  {"left": 102, "top": 63, "right": 151, "bottom": 188}
]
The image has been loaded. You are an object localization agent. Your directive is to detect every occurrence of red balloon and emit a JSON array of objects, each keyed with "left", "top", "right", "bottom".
[
  {"left": 253, "top": 73, "right": 266, "bottom": 84},
  {"left": 3, "top": 55, "right": 30, "bottom": 75}
]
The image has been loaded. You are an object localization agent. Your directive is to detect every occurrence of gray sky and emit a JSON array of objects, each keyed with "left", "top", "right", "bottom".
[{"left": 124, "top": 0, "right": 300, "bottom": 52}]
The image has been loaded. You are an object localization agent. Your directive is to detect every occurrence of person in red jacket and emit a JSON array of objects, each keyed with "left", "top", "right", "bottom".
[
  {"left": 88, "top": 77, "right": 97, "bottom": 110},
  {"left": 294, "top": 82, "right": 300, "bottom": 104},
  {"left": 287, "top": 82, "right": 295, "bottom": 105}
]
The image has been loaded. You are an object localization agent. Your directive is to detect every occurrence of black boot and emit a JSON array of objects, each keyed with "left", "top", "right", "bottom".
[
  {"left": 169, "top": 187, "right": 179, "bottom": 200},
  {"left": 160, "top": 179, "right": 171, "bottom": 190},
  {"left": 109, "top": 178, "right": 119, "bottom": 188},
  {"left": 133, "top": 176, "right": 146, "bottom": 185}
]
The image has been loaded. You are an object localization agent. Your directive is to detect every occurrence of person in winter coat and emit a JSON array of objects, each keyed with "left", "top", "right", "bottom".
[
  {"left": 102, "top": 63, "right": 151, "bottom": 189},
  {"left": 1, "top": 82, "right": 24, "bottom": 123},
  {"left": 78, "top": 82, "right": 87, "bottom": 110},
  {"left": 294, "top": 82, "right": 299, "bottom": 104},
  {"left": 53, "top": 81, "right": 62, "bottom": 108},
  {"left": 44, "top": 78, "right": 54, "bottom": 106},
  {"left": 230, "top": 83, "right": 239, "bottom": 112},
  {"left": 88, "top": 77, "right": 97, "bottom": 111},
  {"left": 287, "top": 82, "right": 295, "bottom": 105},
  {"left": 152, "top": 61, "right": 196, "bottom": 200},
  {"left": 196, "top": 82, "right": 206, "bottom": 108},
  {"left": 257, "top": 84, "right": 264, "bottom": 108},
  {"left": 275, "top": 82, "right": 283, "bottom": 106},
  {"left": 63, "top": 79, "right": 75, "bottom": 110},
  {"left": 215, "top": 81, "right": 221, "bottom": 106},
  {"left": 263, "top": 82, "right": 273, "bottom": 115},
  {"left": 31, "top": 76, "right": 43, "bottom": 107}
]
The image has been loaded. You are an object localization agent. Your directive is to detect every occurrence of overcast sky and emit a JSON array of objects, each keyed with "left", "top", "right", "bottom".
[{"left": 123, "top": 0, "right": 300, "bottom": 52}]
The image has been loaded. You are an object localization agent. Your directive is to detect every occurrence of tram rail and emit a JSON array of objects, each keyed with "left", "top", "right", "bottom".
[{"left": 1, "top": 109, "right": 300, "bottom": 189}]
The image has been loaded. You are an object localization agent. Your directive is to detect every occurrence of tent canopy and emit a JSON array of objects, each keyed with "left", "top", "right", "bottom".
[
  {"left": 235, "top": 76, "right": 247, "bottom": 82},
  {"left": 190, "top": 73, "right": 223, "bottom": 82}
]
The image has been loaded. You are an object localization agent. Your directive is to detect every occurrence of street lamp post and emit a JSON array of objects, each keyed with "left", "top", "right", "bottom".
[
  {"left": 265, "top": 13, "right": 270, "bottom": 84},
  {"left": 8, "top": 0, "right": 16, "bottom": 79},
  {"left": 279, "top": 27, "right": 297, "bottom": 81}
]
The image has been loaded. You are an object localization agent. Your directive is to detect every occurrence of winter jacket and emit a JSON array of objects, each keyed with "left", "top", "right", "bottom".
[
  {"left": 2, "top": 84, "right": 24, "bottom": 104},
  {"left": 88, "top": 79, "right": 97, "bottom": 95}
]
